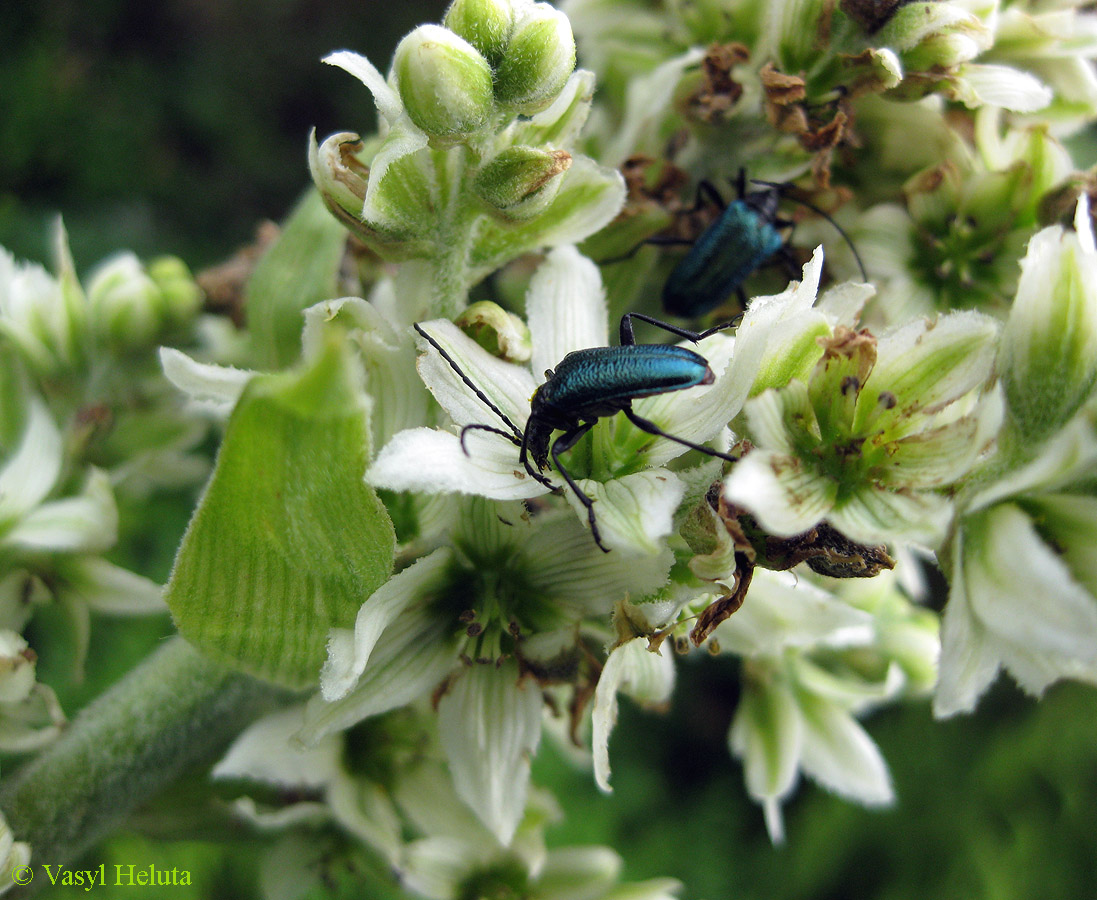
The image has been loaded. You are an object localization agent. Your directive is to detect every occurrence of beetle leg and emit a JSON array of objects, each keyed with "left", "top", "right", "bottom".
[
  {"left": 696, "top": 179, "right": 727, "bottom": 212},
  {"left": 460, "top": 422, "right": 522, "bottom": 454},
  {"left": 619, "top": 311, "right": 736, "bottom": 346},
  {"left": 549, "top": 422, "right": 609, "bottom": 552},
  {"left": 622, "top": 407, "right": 738, "bottom": 464}
]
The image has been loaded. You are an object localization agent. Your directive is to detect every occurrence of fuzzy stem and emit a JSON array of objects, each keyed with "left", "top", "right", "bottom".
[{"left": 0, "top": 637, "right": 288, "bottom": 896}]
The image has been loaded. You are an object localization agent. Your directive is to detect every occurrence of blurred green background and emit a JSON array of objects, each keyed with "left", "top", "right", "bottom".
[{"left": 4, "top": 2, "right": 1097, "bottom": 898}]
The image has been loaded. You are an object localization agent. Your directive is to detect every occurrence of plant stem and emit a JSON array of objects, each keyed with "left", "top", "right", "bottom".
[{"left": 0, "top": 636, "right": 289, "bottom": 896}]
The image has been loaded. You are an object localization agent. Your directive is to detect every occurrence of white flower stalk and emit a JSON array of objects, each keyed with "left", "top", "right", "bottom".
[
  {"left": 726, "top": 309, "right": 1000, "bottom": 548},
  {"left": 369, "top": 246, "right": 735, "bottom": 554}
]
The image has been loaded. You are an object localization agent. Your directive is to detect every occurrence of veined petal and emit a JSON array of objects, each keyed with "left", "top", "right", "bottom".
[
  {"left": 723, "top": 450, "right": 838, "bottom": 538},
  {"left": 415, "top": 320, "right": 536, "bottom": 429},
  {"left": 955, "top": 63, "right": 1052, "bottom": 112},
  {"left": 743, "top": 381, "right": 818, "bottom": 453},
  {"left": 527, "top": 246, "right": 608, "bottom": 378},
  {"left": 0, "top": 399, "right": 61, "bottom": 525},
  {"left": 828, "top": 484, "right": 951, "bottom": 547},
  {"left": 159, "top": 347, "right": 253, "bottom": 416},
  {"left": 966, "top": 410, "right": 1097, "bottom": 514},
  {"left": 713, "top": 570, "right": 875, "bottom": 658},
  {"left": 874, "top": 414, "right": 984, "bottom": 487},
  {"left": 302, "top": 601, "right": 460, "bottom": 743},
  {"left": 367, "top": 427, "right": 551, "bottom": 500},
  {"left": 934, "top": 530, "right": 1003, "bottom": 718},
  {"left": 964, "top": 505, "right": 1097, "bottom": 683},
  {"left": 437, "top": 660, "right": 543, "bottom": 846},
  {"left": 5, "top": 469, "right": 118, "bottom": 554},
  {"left": 522, "top": 513, "right": 673, "bottom": 614},
  {"left": 728, "top": 674, "right": 802, "bottom": 844},
  {"left": 592, "top": 637, "right": 675, "bottom": 792},
  {"left": 856, "top": 311, "right": 999, "bottom": 434},
  {"left": 320, "top": 548, "right": 453, "bottom": 701},
  {"left": 796, "top": 690, "right": 893, "bottom": 807},
  {"left": 58, "top": 557, "right": 166, "bottom": 615},
  {"left": 565, "top": 470, "right": 685, "bottom": 555},
  {"left": 213, "top": 706, "right": 342, "bottom": 789}
]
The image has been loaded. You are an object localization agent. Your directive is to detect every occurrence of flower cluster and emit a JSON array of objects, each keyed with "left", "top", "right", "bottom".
[{"left": 8, "top": 0, "right": 1097, "bottom": 897}]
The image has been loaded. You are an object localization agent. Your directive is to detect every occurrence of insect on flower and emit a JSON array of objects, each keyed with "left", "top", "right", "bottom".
[
  {"left": 610, "top": 169, "right": 867, "bottom": 318},
  {"left": 414, "top": 312, "right": 738, "bottom": 552}
]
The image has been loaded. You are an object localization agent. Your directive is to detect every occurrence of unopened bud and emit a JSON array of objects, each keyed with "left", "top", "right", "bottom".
[
  {"left": 393, "top": 24, "right": 494, "bottom": 137},
  {"left": 474, "top": 146, "right": 571, "bottom": 219},
  {"left": 87, "top": 253, "right": 161, "bottom": 349},
  {"left": 493, "top": 3, "right": 576, "bottom": 114},
  {"left": 444, "top": 0, "right": 514, "bottom": 68}
]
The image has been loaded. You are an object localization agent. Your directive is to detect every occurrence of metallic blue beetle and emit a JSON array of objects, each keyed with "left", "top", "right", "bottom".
[
  {"left": 414, "top": 313, "right": 736, "bottom": 551},
  {"left": 610, "top": 171, "right": 866, "bottom": 318}
]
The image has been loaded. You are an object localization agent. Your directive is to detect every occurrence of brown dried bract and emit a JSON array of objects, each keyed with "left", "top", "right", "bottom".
[
  {"left": 688, "top": 42, "right": 751, "bottom": 123},
  {"left": 195, "top": 221, "right": 280, "bottom": 327}
]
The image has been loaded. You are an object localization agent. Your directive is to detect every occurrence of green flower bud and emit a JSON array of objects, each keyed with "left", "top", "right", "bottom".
[
  {"left": 393, "top": 24, "right": 494, "bottom": 137},
  {"left": 444, "top": 0, "right": 513, "bottom": 68},
  {"left": 147, "top": 256, "right": 202, "bottom": 330},
  {"left": 474, "top": 146, "right": 572, "bottom": 219},
  {"left": 493, "top": 3, "right": 576, "bottom": 114},
  {"left": 454, "top": 300, "right": 532, "bottom": 362},
  {"left": 87, "top": 253, "right": 161, "bottom": 350}
]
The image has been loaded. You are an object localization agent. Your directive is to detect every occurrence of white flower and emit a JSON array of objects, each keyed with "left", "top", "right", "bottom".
[
  {"left": 369, "top": 245, "right": 739, "bottom": 554},
  {"left": 306, "top": 496, "right": 672, "bottom": 844},
  {"left": 713, "top": 570, "right": 906, "bottom": 842},
  {"left": 936, "top": 411, "right": 1097, "bottom": 717}
]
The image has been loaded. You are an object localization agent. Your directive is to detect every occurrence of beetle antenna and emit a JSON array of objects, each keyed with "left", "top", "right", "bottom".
[
  {"left": 750, "top": 180, "right": 869, "bottom": 284},
  {"left": 460, "top": 422, "right": 522, "bottom": 453},
  {"left": 413, "top": 323, "right": 524, "bottom": 440}
]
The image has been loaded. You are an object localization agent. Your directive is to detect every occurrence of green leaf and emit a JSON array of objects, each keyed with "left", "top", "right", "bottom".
[
  {"left": 246, "top": 189, "right": 348, "bottom": 369},
  {"left": 165, "top": 339, "right": 395, "bottom": 688}
]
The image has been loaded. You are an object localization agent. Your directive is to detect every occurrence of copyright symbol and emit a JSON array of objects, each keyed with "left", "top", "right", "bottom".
[{"left": 11, "top": 865, "right": 32, "bottom": 885}]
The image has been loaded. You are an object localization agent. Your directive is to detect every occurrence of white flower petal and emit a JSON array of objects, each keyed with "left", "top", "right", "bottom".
[
  {"left": 522, "top": 513, "right": 673, "bottom": 614},
  {"left": 159, "top": 347, "right": 253, "bottom": 416},
  {"left": 303, "top": 603, "right": 460, "bottom": 743},
  {"left": 320, "top": 548, "right": 452, "bottom": 701},
  {"left": 592, "top": 637, "right": 675, "bottom": 792},
  {"left": 213, "top": 706, "right": 341, "bottom": 789},
  {"left": 828, "top": 485, "right": 952, "bottom": 547},
  {"left": 415, "top": 319, "right": 536, "bottom": 430},
  {"left": 713, "top": 570, "right": 875, "bottom": 658},
  {"left": 58, "top": 557, "right": 166, "bottom": 615},
  {"left": 0, "top": 399, "right": 61, "bottom": 524},
  {"left": 5, "top": 469, "right": 117, "bottom": 553},
  {"left": 723, "top": 449, "right": 837, "bottom": 537},
  {"left": 796, "top": 691, "right": 893, "bottom": 807},
  {"left": 958, "top": 63, "right": 1053, "bottom": 112},
  {"left": 324, "top": 51, "right": 404, "bottom": 126},
  {"left": 565, "top": 470, "right": 685, "bottom": 554},
  {"left": 367, "top": 427, "right": 551, "bottom": 500},
  {"left": 437, "top": 661, "right": 543, "bottom": 845},
  {"left": 964, "top": 505, "right": 1097, "bottom": 682},
  {"left": 527, "top": 246, "right": 608, "bottom": 379},
  {"left": 728, "top": 676, "right": 802, "bottom": 844}
]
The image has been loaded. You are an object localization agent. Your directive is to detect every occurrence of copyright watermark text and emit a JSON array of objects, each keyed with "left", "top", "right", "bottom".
[{"left": 11, "top": 863, "right": 192, "bottom": 890}]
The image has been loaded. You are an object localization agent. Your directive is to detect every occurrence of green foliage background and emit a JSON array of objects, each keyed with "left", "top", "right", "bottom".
[{"left": 4, "top": 1, "right": 1096, "bottom": 898}]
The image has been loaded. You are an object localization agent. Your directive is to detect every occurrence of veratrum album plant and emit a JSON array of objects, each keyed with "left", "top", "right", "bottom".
[{"left": 2, "top": 0, "right": 1097, "bottom": 897}]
